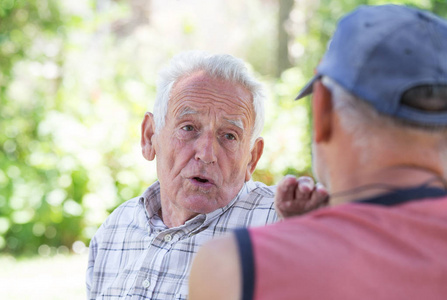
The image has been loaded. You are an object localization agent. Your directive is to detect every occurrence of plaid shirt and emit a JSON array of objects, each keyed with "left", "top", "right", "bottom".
[{"left": 86, "top": 180, "right": 278, "bottom": 299}]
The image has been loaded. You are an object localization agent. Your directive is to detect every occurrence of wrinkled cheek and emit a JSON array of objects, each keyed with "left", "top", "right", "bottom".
[
  {"left": 221, "top": 172, "right": 245, "bottom": 201},
  {"left": 156, "top": 159, "right": 179, "bottom": 193}
]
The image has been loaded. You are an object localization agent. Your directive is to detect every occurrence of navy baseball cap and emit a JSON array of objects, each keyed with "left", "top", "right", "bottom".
[{"left": 296, "top": 5, "right": 447, "bottom": 125}]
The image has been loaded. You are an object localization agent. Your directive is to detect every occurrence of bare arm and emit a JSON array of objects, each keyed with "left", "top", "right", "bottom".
[
  {"left": 189, "top": 235, "right": 241, "bottom": 300},
  {"left": 275, "top": 175, "right": 329, "bottom": 219}
]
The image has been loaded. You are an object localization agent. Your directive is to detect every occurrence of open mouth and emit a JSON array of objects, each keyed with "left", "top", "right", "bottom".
[
  {"left": 194, "top": 177, "right": 209, "bottom": 183},
  {"left": 189, "top": 175, "right": 215, "bottom": 187}
]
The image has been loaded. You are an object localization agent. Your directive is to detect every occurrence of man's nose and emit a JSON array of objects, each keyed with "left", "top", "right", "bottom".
[{"left": 195, "top": 132, "right": 217, "bottom": 164}]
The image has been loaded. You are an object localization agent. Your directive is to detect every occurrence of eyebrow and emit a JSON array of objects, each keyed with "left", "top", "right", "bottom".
[
  {"left": 226, "top": 119, "right": 244, "bottom": 131},
  {"left": 177, "top": 106, "right": 245, "bottom": 131},
  {"left": 178, "top": 107, "right": 198, "bottom": 119}
]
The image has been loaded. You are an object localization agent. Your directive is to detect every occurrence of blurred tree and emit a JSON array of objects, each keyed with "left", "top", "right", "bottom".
[
  {"left": 111, "top": 0, "right": 152, "bottom": 37},
  {"left": 277, "top": 0, "right": 294, "bottom": 76},
  {"left": 433, "top": 0, "right": 447, "bottom": 16},
  {"left": 0, "top": 0, "right": 68, "bottom": 255},
  {"left": 0, "top": 0, "right": 154, "bottom": 256}
]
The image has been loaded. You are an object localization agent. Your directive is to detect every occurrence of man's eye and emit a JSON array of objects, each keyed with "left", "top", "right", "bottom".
[
  {"left": 181, "top": 125, "right": 194, "bottom": 131},
  {"left": 224, "top": 133, "right": 236, "bottom": 140}
]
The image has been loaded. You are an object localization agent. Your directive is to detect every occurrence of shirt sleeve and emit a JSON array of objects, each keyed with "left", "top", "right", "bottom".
[{"left": 86, "top": 232, "right": 98, "bottom": 299}]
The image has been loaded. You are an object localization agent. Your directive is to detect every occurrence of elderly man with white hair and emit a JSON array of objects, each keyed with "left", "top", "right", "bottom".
[{"left": 86, "top": 51, "right": 327, "bottom": 300}]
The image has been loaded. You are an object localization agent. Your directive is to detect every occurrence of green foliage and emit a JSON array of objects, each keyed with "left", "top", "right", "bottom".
[
  {"left": 0, "top": 0, "right": 152, "bottom": 256},
  {"left": 0, "top": 0, "right": 67, "bottom": 255}
]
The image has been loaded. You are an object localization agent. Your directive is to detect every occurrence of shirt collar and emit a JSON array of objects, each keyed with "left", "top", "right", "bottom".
[
  {"left": 200, "top": 180, "right": 257, "bottom": 226},
  {"left": 139, "top": 181, "right": 162, "bottom": 220},
  {"left": 138, "top": 180, "right": 257, "bottom": 228},
  {"left": 356, "top": 186, "right": 447, "bottom": 206}
]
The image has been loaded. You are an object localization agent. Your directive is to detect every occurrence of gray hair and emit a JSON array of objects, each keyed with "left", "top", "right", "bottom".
[
  {"left": 321, "top": 76, "right": 447, "bottom": 176},
  {"left": 153, "top": 51, "right": 266, "bottom": 147},
  {"left": 321, "top": 76, "right": 447, "bottom": 135}
]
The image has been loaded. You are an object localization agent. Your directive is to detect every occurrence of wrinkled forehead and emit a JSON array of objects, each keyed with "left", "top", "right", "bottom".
[
  {"left": 171, "top": 71, "right": 252, "bottom": 100},
  {"left": 168, "top": 72, "right": 255, "bottom": 123}
]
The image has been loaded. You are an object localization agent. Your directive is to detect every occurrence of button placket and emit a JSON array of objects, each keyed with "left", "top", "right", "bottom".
[
  {"left": 142, "top": 279, "right": 151, "bottom": 288},
  {"left": 164, "top": 234, "right": 172, "bottom": 242}
]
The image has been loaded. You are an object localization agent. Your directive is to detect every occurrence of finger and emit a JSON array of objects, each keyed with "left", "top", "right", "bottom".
[
  {"left": 275, "top": 176, "right": 299, "bottom": 219},
  {"left": 295, "top": 176, "right": 315, "bottom": 200},
  {"left": 276, "top": 175, "right": 298, "bottom": 206},
  {"left": 304, "top": 182, "right": 329, "bottom": 211},
  {"left": 315, "top": 182, "right": 329, "bottom": 204}
]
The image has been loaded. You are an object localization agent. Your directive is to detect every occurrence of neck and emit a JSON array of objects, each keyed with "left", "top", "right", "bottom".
[
  {"left": 321, "top": 112, "right": 446, "bottom": 205},
  {"left": 158, "top": 203, "right": 199, "bottom": 228},
  {"left": 329, "top": 165, "right": 446, "bottom": 206}
]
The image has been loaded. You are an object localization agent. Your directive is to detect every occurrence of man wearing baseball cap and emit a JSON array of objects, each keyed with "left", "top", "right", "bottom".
[{"left": 189, "top": 4, "right": 447, "bottom": 300}]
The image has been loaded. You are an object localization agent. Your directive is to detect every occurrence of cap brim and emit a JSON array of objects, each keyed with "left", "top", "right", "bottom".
[{"left": 295, "top": 75, "right": 319, "bottom": 100}]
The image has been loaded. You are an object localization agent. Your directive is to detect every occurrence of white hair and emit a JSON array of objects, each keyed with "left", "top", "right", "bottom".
[
  {"left": 321, "top": 76, "right": 447, "bottom": 176},
  {"left": 153, "top": 51, "right": 266, "bottom": 147}
]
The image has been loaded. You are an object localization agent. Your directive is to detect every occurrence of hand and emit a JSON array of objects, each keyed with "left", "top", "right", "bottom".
[{"left": 275, "top": 175, "right": 329, "bottom": 219}]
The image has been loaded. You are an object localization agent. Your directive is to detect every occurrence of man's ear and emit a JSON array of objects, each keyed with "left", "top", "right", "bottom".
[
  {"left": 141, "top": 112, "right": 157, "bottom": 161},
  {"left": 245, "top": 137, "right": 264, "bottom": 181},
  {"left": 313, "top": 80, "right": 333, "bottom": 143}
]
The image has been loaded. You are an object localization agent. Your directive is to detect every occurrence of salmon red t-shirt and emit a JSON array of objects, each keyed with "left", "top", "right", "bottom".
[{"left": 236, "top": 187, "right": 447, "bottom": 300}]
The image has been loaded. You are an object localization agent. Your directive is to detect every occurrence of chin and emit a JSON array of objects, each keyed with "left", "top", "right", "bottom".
[
  {"left": 183, "top": 194, "right": 228, "bottom": 215},
  {"left": 184, "top": 197, "right": 218, "bottom": 214}
]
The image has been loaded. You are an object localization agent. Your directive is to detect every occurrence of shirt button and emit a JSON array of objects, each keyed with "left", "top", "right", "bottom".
[
  {"left": 164, "top": 234, "right": 172, "bottom": 242},
  {"left": 142, "top": 279, "right": 151, "bottom": 288}
]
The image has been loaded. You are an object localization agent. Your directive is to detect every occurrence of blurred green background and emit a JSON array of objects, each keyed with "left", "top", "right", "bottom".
[{"left": 0, "top": 0, "right": 446, "bottom": 298}]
